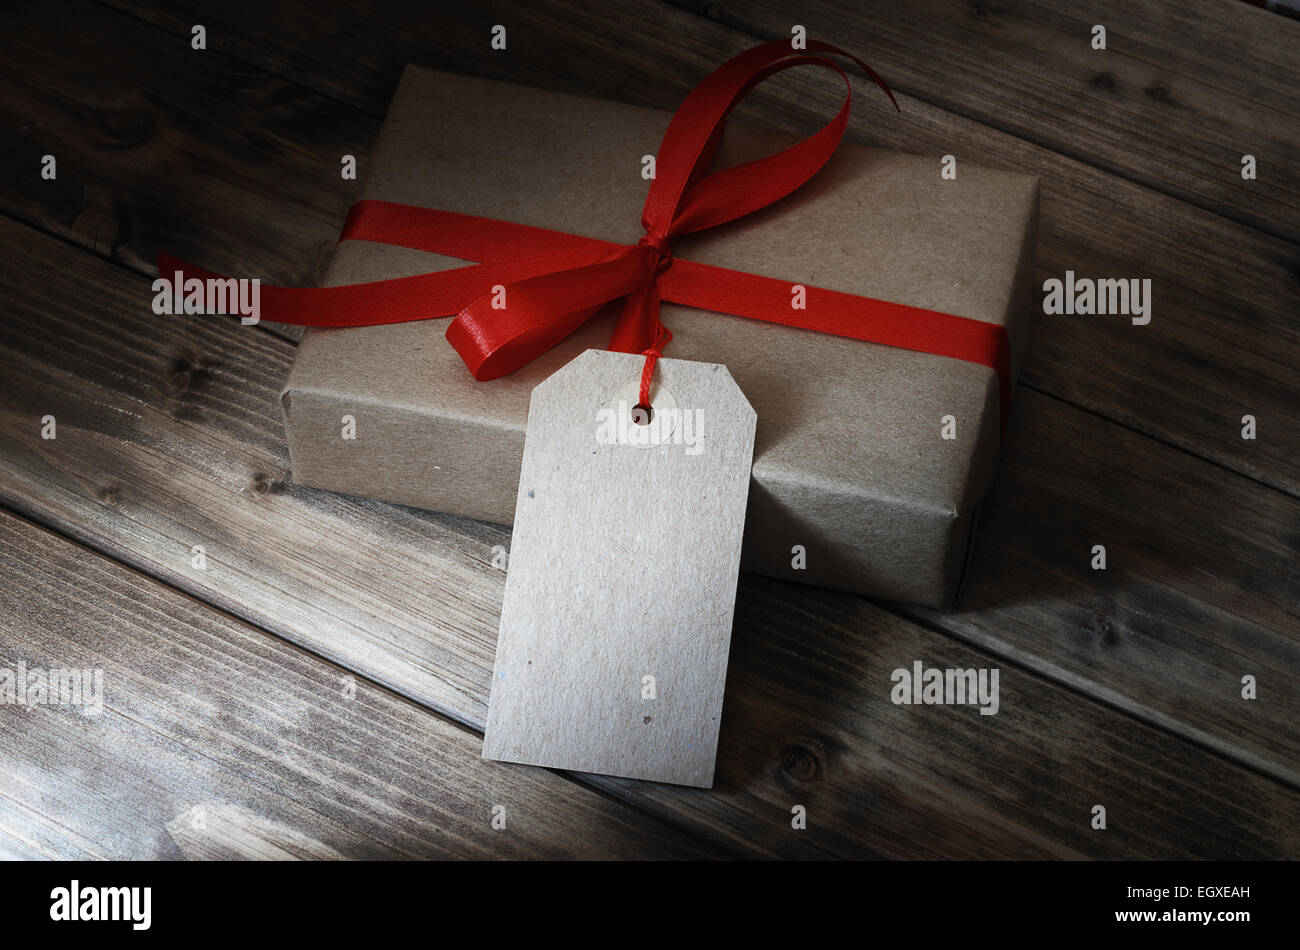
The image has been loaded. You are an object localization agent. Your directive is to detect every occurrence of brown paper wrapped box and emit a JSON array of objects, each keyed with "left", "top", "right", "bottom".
[{"left": 281, "top": 65, "right": 1039, "bottom": 608}]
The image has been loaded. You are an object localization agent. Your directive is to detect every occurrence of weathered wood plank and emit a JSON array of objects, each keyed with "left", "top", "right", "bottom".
[
  {"left": 2, "top": 216, "right": 1296, "bottom": 856},
  {"left": 0, "top": 817, "right": 70, "bottom": 860},
  {"left": 678, "top": 0, "right": 1300, "bottom": 243},
  {"left": 909, "top": 387, "right": 1300, "bottom": 786},
  {"left": 106, "top": 0, "right": 1300, "bottom": 243},
  {"left": 2, "top": 2, "right": 373, "bottom": 341},
  {"left": 9, "top": 0, "right": 1296, "bottom": 496},
  {"left": 698, "top": 580, "right": 1299, "bottom": 860},
  {"left": 0, "top": 510, "right": 724, "bottom": 859}
]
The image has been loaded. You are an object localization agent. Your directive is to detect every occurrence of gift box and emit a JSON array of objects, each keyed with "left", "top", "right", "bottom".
[{"left": 280, "top": 63, "right": 1039, "bottom": 608}]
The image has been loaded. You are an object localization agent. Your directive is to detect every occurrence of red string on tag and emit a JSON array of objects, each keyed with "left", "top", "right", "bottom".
[{"left": 638, "top": 321, "right": 673, "bottom": 413}]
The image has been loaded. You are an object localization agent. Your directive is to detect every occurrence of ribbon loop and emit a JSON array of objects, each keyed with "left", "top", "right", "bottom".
[{"left": 642, "top": 40, "right": 896, "bottom": 239}]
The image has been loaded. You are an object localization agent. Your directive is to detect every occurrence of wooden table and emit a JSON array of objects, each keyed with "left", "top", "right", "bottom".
[{"left": 2, "top": 0, "right": 1297, "bottom": 859}]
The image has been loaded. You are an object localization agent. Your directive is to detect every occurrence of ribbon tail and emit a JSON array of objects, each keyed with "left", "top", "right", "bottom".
[{"left": 608, "top": 264, "right": 664, "bottom": 354}]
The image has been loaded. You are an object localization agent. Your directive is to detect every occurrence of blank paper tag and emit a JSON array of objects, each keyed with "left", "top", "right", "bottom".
[{"left": 482, "top": 349, "right": 757, "bottom": 787}]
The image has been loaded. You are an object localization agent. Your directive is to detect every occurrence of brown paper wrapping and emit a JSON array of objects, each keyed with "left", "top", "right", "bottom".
[{"left": 281, "top": 65, "right": 1039, "bottom": 607}]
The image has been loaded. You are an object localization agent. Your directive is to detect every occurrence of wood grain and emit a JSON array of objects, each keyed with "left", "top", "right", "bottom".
[
  {"left": 7, "top": 0, "right": 1294, "bottom": 497},
  {"left": 677, "top": 0, "right": 1300, "bottom": 243},
  {"left": 0, "top": 509, "right": 723, "bottom": 859},
  {"left": 911, "top": 387, "right": 1300, "bottom": 786},
  {"left": 106, "top": 0, "right": 1300, "bottom": 243},
  {"left": 1, "top": 215, "right": 1296, "bottom": 856},
  {"left": 2, "top": 1, "right": 373, "bottom": 340}
]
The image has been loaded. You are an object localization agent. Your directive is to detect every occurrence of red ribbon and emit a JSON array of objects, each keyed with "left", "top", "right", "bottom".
[{"left": 159, "top": 40, "right": 1010, "bottom": 431}]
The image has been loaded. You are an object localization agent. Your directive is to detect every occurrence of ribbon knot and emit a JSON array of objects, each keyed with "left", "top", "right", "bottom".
[{"left": 637, "top": 232, "right": 673, "bottom": 271}]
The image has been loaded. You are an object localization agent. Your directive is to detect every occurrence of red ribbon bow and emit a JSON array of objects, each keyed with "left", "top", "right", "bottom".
[{"left": 160, "top": 40, "right": 1010, "bottom": 429}]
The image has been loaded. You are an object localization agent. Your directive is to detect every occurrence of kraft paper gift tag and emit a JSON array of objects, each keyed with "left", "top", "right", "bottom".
[{"left": 482, "top": 349, "right": 757, "bottom": 787}]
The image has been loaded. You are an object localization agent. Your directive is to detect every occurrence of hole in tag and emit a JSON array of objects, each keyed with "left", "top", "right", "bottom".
[{"left": 610, "top": 379, "right": 678, "bottom": 447}]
